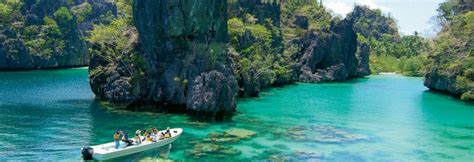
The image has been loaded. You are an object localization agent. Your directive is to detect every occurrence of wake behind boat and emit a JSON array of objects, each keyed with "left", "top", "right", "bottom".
[{"left": 81, "top": 128, "right": 183, "bottom": 160}]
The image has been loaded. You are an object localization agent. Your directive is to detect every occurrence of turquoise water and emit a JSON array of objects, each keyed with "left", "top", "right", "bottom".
[{"left": 0, "top": 68, "right": 473, "bottom": 161}]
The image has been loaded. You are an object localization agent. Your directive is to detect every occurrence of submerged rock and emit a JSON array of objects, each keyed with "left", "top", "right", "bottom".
[
  {"left": 185, "top": 143, "right": 241, "bottom": 159},
  {"left": 256, "top": 149, "right": 290, "bottom": 161},
  {"left": 224, "top": 128, "right": 257, "bottom": 139},
  {"left": 186, "top": 128, "right": 257, "bottom": 158},
  {"left": 203, "top": 128, "right": 257, "bottom": 143},
  {"left": 205, "top": 136, "right": 240, "bottom": 143},
  {"left": 294, "top": 151, "right": 323, "bottom": 160},
  {"left": 138, "top": 157, "right": 173, "bottom": 162},
  {"left": 285, "top": 125, "right": 369, "bottom": 144},
  {"left": 254, "top": 149, "right": 323, "bottom": 161},
  {"left": 268, "top": 154, "right": 292, "bottom": 161},
  {"left": 183, "top": 121, "right": 210, "bottom": 128}
]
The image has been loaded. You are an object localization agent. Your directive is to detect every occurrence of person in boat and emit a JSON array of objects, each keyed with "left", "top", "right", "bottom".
[
  {"left": 122, "top": 132, "right": 133, "bottom": 146},
  {"left": 146, "top": 135, "right": 153, "bottom": 142},
  {"left": 141, "top": 129, "right": 149, "bottom": 142},
  {"left": 160, "top": 132, "right": 166, "bottom": 140},
  {"left": 150, "top": 128, "right": 157, "bottom": 136},
  {"left": 151, "top": 128, "right": 159, "bottom": 141},
  {"left": 164, "top": 127, "right": 172, "bottom": 138},
  {"left": 114, "top": 130, "right": 121, "bottom": 149},
  {"left": 134, "top": 129, "right": 142, "bottom": 145}
]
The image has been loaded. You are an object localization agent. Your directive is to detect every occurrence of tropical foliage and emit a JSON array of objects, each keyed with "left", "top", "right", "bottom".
[
  {"left": 0, "top": 0, "right": 114, "bottom": 59},
  {"left": 427, "top": 0, "right": 473, "bottom": 100},
  {"left": 349, "top": 6, "right": 432, "bottom": 76}
]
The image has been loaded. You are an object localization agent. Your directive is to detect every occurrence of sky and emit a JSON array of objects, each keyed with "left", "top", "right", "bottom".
[{"left": 323, "top": 0, "right": 445, "bottom": 37}]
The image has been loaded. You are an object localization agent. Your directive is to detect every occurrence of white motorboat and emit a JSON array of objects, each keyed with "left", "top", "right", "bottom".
[{"left": 81, "top": 128, "right": 183, "bottom": 160}]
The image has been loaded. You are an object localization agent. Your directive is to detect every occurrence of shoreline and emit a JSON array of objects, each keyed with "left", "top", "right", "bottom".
[{"left": 378, "top": 72, "right": 398, "bottom": 75}]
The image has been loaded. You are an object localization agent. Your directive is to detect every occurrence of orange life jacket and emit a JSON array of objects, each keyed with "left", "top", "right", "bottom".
[{"left": 114, "top": 133, "right": 120, "bottom": 141}]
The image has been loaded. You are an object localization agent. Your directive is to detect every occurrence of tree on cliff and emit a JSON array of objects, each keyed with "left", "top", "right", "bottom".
[
  {"left": 0, "top": 0, "right": 116, "bottom": 69},
  {"left": 425, "top": 0, "right": 473, "bottom": 101},
  {"left": 347, "top": 5, "right": 432, "bottom": 76}
]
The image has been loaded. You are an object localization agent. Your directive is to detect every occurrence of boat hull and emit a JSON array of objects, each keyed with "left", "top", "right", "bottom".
[{"left": 89, "top": 128, "right": 182, "bottom": 160}]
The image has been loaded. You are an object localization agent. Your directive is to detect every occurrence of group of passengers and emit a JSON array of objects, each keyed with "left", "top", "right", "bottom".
[{"left": 113, "top": 127, "right": 172, "bottom": 149}]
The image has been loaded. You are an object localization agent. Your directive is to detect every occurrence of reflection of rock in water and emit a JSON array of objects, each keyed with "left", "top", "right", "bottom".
[{"left": 280, "top": 125, "right": 369, "bottom": 143}]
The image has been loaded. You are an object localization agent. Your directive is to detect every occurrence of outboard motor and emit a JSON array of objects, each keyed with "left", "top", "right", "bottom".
[{"left": 81, "top": 147, "right": 94, "bottom": 160}]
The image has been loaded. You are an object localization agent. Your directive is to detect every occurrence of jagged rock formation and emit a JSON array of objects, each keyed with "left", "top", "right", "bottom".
[
  {"left": 347, "top": 6, "right": 399, "bottom": 41},
  {"left": 424, "top": 51, "right": 473, "bottom": 101},
  {"left": 348, "top": 5, "right": 401, "bottom": 76},
  {"left": 90, "top": 0, "right": 238, "bottom": 114},
  {"left": 354, "top": 40, "right": 370, "bottom": 77},
  {"left": 89, "top": 0, "right": 373, "bottom": 114},
  {"left": 0, "top": 0, "right": 116, "bottom": 70},
  {"left": 228, "top": 0, "right": 294, "bottom": 97},
  {"left": 229, "top": 0, "right": 281, "bottom": 27},
  {"left": 89, "top": 25, "right": 141, "bottom": 105},
  {"left": 297, "top": 19, "right": 360, "bottom": 82},
  {"left": 424, "top": 68, "right": 464, "bottom": 94},
  {"left": 280, "top": 2, "right": 369, "bottom": 83}
]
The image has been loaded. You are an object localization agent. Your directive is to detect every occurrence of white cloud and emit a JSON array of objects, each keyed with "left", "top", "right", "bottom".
[
  {"left": 324, "top": 2, "right": 353, "bottom": 16},
  {"left": 324, "top": 0, "right": 391, "bottom": 17},
  {"left": 356, "top": 0, "right": 391, "bottom": 12}
]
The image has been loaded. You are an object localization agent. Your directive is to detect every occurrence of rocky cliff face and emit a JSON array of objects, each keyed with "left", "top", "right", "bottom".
[
  {"left": 90, "top": 0, "right": 238, "bottom": 114},
  {"left": 0, "top": 0, "right": 116, "bottom": 70},
  {"left": 424, "top": 68, "right": 464, "bottom": 95},
  {"left": 229, "top": 0, "right": 281, "bottom": 27},
  {"left": 424, "top": 52, "right": 473, "bottom": 101},
  {"left": 297, "top": 19, "right": 360, "bottom": 82},
  {"left": 89, "top": 0, "right": 372, "bottom": 114},
  {"left": 423, "top": 1, "right": 473, "bottom": 101},
  {"left": 423, "top": 41, "right": 473, "bottom": 101},
  {"left": 280, "top": 3, "right": 369, "bottom": 83},
  {"left": 228, "top": 0, "right": 293, "bottom": 97}
]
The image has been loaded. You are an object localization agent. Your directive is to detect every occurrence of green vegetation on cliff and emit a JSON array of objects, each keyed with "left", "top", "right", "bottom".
[
  {"left": 425, "top": 0, "right": 473, "bottom": 101},
  {"left": 0, "top": 0, "right": 116, "bottom": 69},
  {"left": 348, "top": 6, "right": 432, "bottom": 77},
  {"left": 227, "top": 1, "right": 298, "bottom": 97},
  {"left": 86, "top": 0, "right": 373, "bottom": 112},
  {"left": 228, "top": 12, "right": 294, "bottom": 96},
  {"left": 83, "top": 0, "right": 471, "bottom": 111},
  {"left": 0, "top": 1, "right": 70, "bottom": 57}
]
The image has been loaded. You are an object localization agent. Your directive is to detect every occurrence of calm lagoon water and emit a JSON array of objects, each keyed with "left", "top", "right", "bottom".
[{"left": 0, "top": 68, "right": 473, "bottom": 161}]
